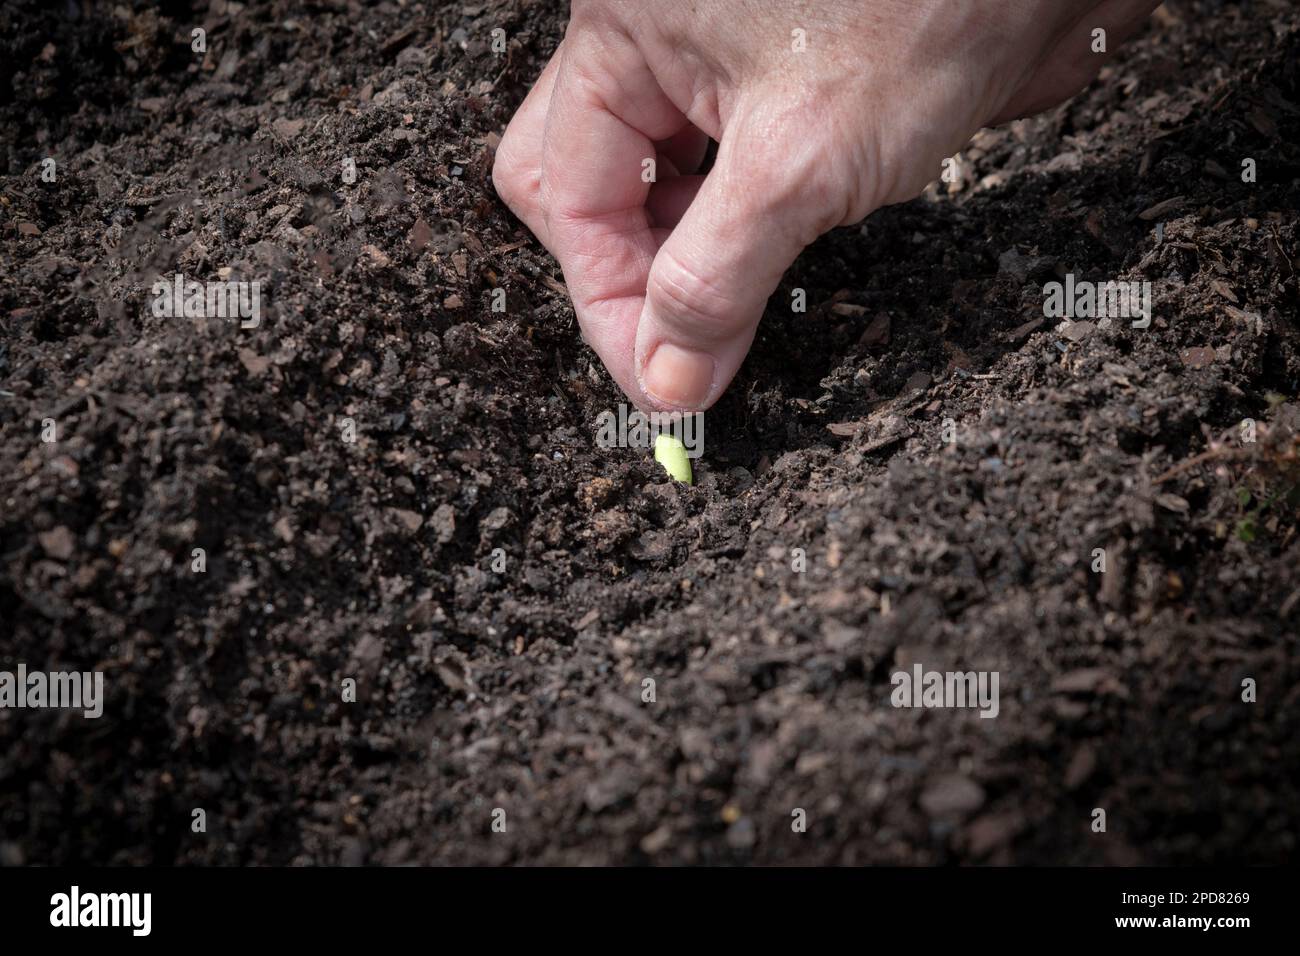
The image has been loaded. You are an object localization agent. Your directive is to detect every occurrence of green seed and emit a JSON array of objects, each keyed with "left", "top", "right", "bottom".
[{"left": 654, "top": 433, "right": 693, "bottom": 485}]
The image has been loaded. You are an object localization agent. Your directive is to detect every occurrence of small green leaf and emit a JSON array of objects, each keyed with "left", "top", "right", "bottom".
[{"left": 654, "top": 433, "right": 693, "bottom": 485}]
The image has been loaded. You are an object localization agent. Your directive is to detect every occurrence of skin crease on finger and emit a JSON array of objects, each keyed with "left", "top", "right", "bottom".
[{"left": 495, "top": 0, "right": 1162, "bottom": 415}]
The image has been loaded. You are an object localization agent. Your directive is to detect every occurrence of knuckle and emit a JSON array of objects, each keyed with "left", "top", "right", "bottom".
[
  {"left": 490, "top": 139, "right": 535, "bottom": 213},
  {"left": 648, "top": 248, "right": 744, "bottom": 340}
]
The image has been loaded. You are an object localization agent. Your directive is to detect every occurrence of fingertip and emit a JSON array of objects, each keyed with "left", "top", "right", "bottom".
[{"left": 637, "top": 340, "right": 717, "bottom": 411}]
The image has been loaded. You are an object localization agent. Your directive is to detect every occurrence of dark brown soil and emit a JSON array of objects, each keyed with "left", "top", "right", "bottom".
[{"left": 2, "top": 0, "right": 1299, "bottom": 866}]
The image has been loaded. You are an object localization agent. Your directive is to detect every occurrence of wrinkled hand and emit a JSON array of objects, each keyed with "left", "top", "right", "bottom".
[{"left": 493, "top": 0, "right": 1159, "bottom": 411}]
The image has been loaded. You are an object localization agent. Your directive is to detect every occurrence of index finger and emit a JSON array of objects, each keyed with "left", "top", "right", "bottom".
[{"left": 538, "top": 33, "right": 685, "bottom": 406}]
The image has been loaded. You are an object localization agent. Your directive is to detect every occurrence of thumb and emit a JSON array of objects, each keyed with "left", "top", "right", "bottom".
[{"left": 634, "top": 120, "right": 834, "bottom": 412}]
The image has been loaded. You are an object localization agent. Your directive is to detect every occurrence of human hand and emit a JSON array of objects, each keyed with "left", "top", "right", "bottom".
[{"left": 493, "top": 0, "right": 1160, "bottom": 411}]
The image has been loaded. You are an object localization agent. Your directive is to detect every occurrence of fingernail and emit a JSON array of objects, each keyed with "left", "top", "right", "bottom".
[{"left": 640, "top": 342, "right": 715, "bottom": 410}]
